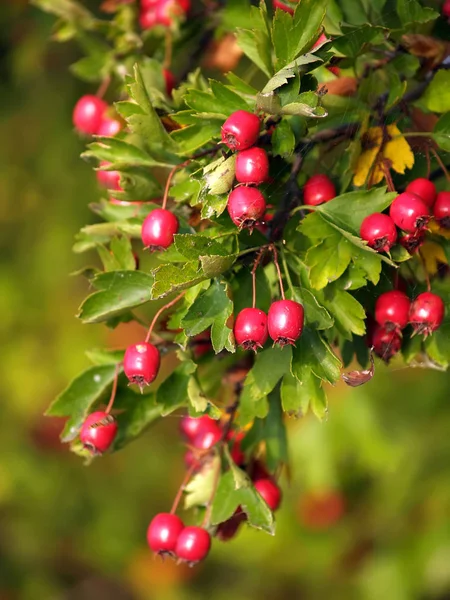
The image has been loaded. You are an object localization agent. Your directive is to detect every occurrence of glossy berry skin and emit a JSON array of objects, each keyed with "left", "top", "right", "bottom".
[
  {"left": 303, "top": 174, "right": 336, "bottom": 206},
  {"left": 254, "top": 479, "right": 282, "bottom": 511},
  {"left": 234, "top": 308, "right": 268, "bottom": 352},
  {"left": 163, "top": 69, "right": 176, "bottom": 95},
  {"left": 227, "top": 187, "right": 266, "bottom": 230},
  {"left": 272, "top": 0, "right": 299, "bottom": 14},
  {"left": 235, "top": 148, "right": 269, "bottom": 185},
  {"left": 405, "top": 178, "right": 436, "bottom": 208},
  {"left": 124, "top": 342, "right": 161, "bottom": 388},
  {"left": 139, "top": 9, "right": 158, "bottom": 29},
  {"left": 155, "top": 0, "right": 190, "bottom": 26},
  {"left": 375, "top": 290, "right": 411, "bottom": 331},
  {"left": 268, "top": 300, "right": 304, "bottom": 347},
  {"left": 360, "top": 213, "right": 397, "bottom": 252},
  {"left": 389, "top": 192, "right": 430, "bottom": 233},
  {"left": 80, "top": 411, "right": 118, "bottom": 454},
  {"left": 221, "top": 110, "right": 261, "bottom": 151},
  {"left": 409, "top": 292, "right": 445, "bottom": 336},
  {"left": 96, "top": 161, "right": 121, "bottom": 190},
  {"left": 372, "top": 325, "right": 402, "bottom": 362},
  {"left": 434, "top": 191, "right": 450, "bottom": 228},
  {"left": 73, "top": 95, "right": 107, "bottom": 135},
  {"left": 97, "top": 117, "right": 122, "bottom": 137},
  {"left": 147, "top": 513, "right": 184, "bottom": 556},
  {"left": 399, "top": 230, "right": 425, "bottom": 254},
  {"left": 179, "top": 415, "right": 218, "bottom": 441},
  {"left": 312, "top": 33, "right": 328, "bottom": 49},
  {"left": 141, "top": 208, "right": 179, "bottom": 250},
  {"left": 193, "top": 423, "right": 222, "bottom": 450},
  {"left": 175, "top": 526, "right": 211, "bottom": 564}
]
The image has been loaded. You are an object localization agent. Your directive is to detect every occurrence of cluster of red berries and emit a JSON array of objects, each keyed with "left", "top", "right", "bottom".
[
  {"left": 222, "top": 110, "right": 269, "bottom": 230},
  {"left": 139, "top": 0, "right": 190, "bottom": 30},
  {"left": 361, "top": 178, "right": 450, "bottom": 254},
  {"left": 73, "top": 95, "right": 122, "bottom": 138},
  {"left": 370, "top": 289, "right": 445, "bottom": 361}
]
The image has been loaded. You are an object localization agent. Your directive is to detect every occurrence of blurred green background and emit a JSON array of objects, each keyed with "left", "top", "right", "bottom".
[{"left": 1, "top": 3, "right": 450, "bottom": 599}]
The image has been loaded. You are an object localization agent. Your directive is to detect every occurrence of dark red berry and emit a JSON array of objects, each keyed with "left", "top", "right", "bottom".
[
  {"left": 375, "top": 290, "right": 411, "bottom": 331},
  {"left": 389, "top": 192, "right": 430, "bottom": 233},
  {"left": 124, "top": 342, "right": 161, "bottom": 389},
  {"left": 405, "top": 178, "right": 436, "bottom": 208},
  {"left": 221, "top": 110, "right": 261, "bottom": 151},
  {"left": 96, "top": 161, "right": 122, "bottom": 190},
  {"left": 235, "top": 148, "right": 269, "bottom": 185},
  {"left": 141, "top": 208, "right": 179, "bottom": 250},
  {"left": 147, "top": 513, "right": 184, "bottom": 556},
  {"left": 372, "top": 325, "right": 402, "bottom": 362},
  {"left": 215, "top": 510, "right": 246, "bottom": 541},
  {"left": 228, "top": 431, "right": 246, "bottom": 465},
  {"left": 443, "top": 0, "right": 450, "bottom": 18},
  {"left": 73, "top": 95, "right": 107, "bottom": 135},
  {"left": 409, "top": 292, "right": 445, "bottom": 337},
  {"left": 254, "top": 478, "right": 282, "bottom": 511},
  {"left": 80, "top": 411, "right": 118, "bottom": 454},
  {"left": 193, "top": 423, "right": 222, "bottom": 450},
  {"left": 141, "top": 0, "right": 159, "bottom": 8},
  {"left": 268, "top": 299, "right": 304, "bottom": 347},
  {"left": 234, "top": 308, "right": 268, "bottom": 351},
  {"left": 175, "top": 526, "right": 211, "bottom": 564},
  {"left": 360, "top": 213, "right": 397, "bottom": 252},
  {"left": 399, "top": 230, "right": 425, "bottom": 254},
  {"left": 97, "top": 116, "right": 122, "bottom": 137},
  {"left": 434, "top": 191, "right": 450, "bottom": 228},
  {"left": 303, "top": 174, "right": 336, "bottom": 206},
  {"left": 227, "top": 187, "right": 266, "bottom": 230},
  {"left": 139, "top": 9, "right": 158, "bottom": 29},
  {"left": 163, "top": 69, "right": 176, "bottom": 95},
  {"left": 179, "top": 415, "right": 218, "bottom": 441}
]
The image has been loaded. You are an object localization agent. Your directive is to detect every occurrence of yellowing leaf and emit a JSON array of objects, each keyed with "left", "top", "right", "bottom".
[
  {"left": 353, "top": 124, "right": 414, "bottom": 187},
  {"left": 429, "top": 219, "right": 450, "bottom": 239},
  {"left": 421, "top": 241, "right": 448, "bottom": 275}
]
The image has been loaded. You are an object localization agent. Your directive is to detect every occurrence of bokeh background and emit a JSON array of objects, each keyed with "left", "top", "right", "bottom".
[{"left": 1, "top": 3, "right": 450, "bottom": 599}]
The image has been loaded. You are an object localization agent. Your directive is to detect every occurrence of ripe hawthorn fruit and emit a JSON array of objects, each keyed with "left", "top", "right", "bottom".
[
  {"left": 221, "top": 110, "right": 261, "bottom": 151},
  {"left": 268, "top": 300, "right": 304, "bottom": 347},
  {"left": 123, "top": 342, "right": 161, "bottom": 388},
  {"left": 405, "top": 178, "right": 436, "bottom": 208},
  {"left": 372, "top": 325, "right": 402, "bottom": 362},
  {"left": 233, "top": 307, "right": 268, "bottom": 352},
  {"left": 227, "top": 186, "right": 266, "bottom": 230},
  {"left": 73, "top": 95, "right": 107, "bottom": 135},
  {"left": 254, "top": 478, "right": 282, "bottom": 511},
  {"left": 235, "top": 147, "right": 269, "bottom": 185},
  {"left": 409, "top": 292, "right": 445, "bottom": 336},
  {"left": 389, "top": 192, "right": 430, "bottom": 233},
  {"left": 374, "top": 290, "right": 411, "bottom": 331},
  {"left": 434, "top": 191, "right": 450, "bottom": 228},
  {"left": 80, "top": 411, "right": 118, "bottom": 454},
  {"left": 141, "top": 208, "right": 179, "bottom": 250},
  {"left": 147, "top": 513, "right": 184, "bottom": 556},
  {"left": 175, "top": 526, "right": 211, "bottom": 564},
  {"left": 360, "top": 213, "right": 397, "bottom": 252},
  {"left": 303, "top": 174, "right": 336, "bottom": 206}
]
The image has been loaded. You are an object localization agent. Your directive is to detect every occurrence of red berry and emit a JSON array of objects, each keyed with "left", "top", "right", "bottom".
[
  {"left": 268, "top": 299, "right": 304, "bottom": 347},
  {"left": 147, "top": 513, "right": 184, "bottom": 556},
  {"left": 372, "top": 325, "right": 402, "bottom": 362},
  {"left": 228, "top": 431, "right": 246, "bottom": 465},
  {"left": 124, "top": 342, "right": 161, "bottom": 389},
  {"left": 375, "top": 290, "right": 411, "bottom": 331},
  {"left": 443, "top": 0, "right": 450, "bottom": 18},
  {"left": 221, "top": 110, "right": 261, "bottom": 151},
  {"left": 97, "top": 117, "right": 122, "bottom": 137},
  {"left": 155, "top": 0, "right": 190, "bottom": 26},
  {"left": 434, "top": 191, "right": 450, "bottom": 228},
  {"left": 235, "top": 148, "right": 269, "bottom": 185},
  {"left": 175, "top": 526, "right": 211, "bottom": 564},
  {"left": 141, "top": 0, "right": 159, "bottom": 8},
  {"left": 96, "top": 161, "right": 122, "bottom": 190},
  {"left": 141, "top": 208, "right": 179, "bottom": 250},
  {"left": 192, "top": 423, "right": 222, "bottom": 450},
  {"left": 179, "top": 415, "right": 218, "bottom": 441},
  {"left": 272, "top": 0, "right": 298, "bottom": 14},
  {"left": 409, "top": 292, "right": 445, "bottom": 337},
  {"left": 405, "top": 178, "right": 436, "bottom": 208},
  {"left": 233, "top": 308, "right": 268, "bottom": 351},
  {"left": 254, "top": 478, "right": 282, "bottom": 511},
  {"left": 140, "top": 9, "right": 158, "bottom": 29},
  {"left": 312, "top": 33, "right": 328, "bottom": 49},
  {"left": 80, "top": 411, "right": 118, "bottom": 454},
  {"left": 360, "top": 213, "right": 397, "bottom": 252},
  {"left": 163, "top": 69, "right": 176, "bottom": 95},
  {"left": 389, "top": 192, "right": 430, "bottom": 233},
  {"left": 399, "top": 230, "right": 425, "bottom": 254},
  {"left": 303, "top": 174, "right": 336, "bottom": 206},
  {"left": 227, "top": 187, "right": 266, "bottom": 230},
  {"left": 73, "top": 95, "right": 107, "bottom": 135}
]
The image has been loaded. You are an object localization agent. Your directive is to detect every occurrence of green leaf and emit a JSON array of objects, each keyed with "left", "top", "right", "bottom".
[
  {"left": 204, "top": 155, "right": 237, "bottom": 195},
  {"left": 113, "top": 390, "right": 162, "bottom": 451},
  {"left": 184, "top": 457, "right": 221, "bottom": 510},
  {"left": 290, "top": 286, "right": 333, "bottom": 330},
  {"left": 82, "top": 138, "right": 171, "bottom": 170},
  {"left": 171, "top": 120, "right": 222, "bottom": 155},
  {"left": 78, "top": 271, "right": 154, "bottom": 323},
  {"left": 263, "top": 388, "right": 288, "bottom": 471},
  {"left": 281, "top": 94, "right": 327, "bottom": 118},
  {"left": 110, "top": 236, "right": 136, "bottom": 271},
  {"left": 46, "top": 365, "right": 119, "bottom": 440},
  {"left": 433, "top": 112, "right": 450, "bottom": 152},
  {"left": 397, "top": 0, "right": 439, "bottom": 26},
  {"left": 281, "top": 369, "right": 327, "bottom": 420},
  {"left": 425, "top": 321, "right": 450, "bottom": 368},
  {"left": 271, "top": 119, "right": 295, "bottom": 157},
  {"left": 85, "top": 348, "right": 125, "bottom": 365},
  {"left": 181, "top": 280, "right": 235, "bottom": 353},
  {"left": 151, "top": 262, "right": 206, "bottom": 299},
  {"left": 291, "top": 327, "right": 341, "bottom": 384},
  {"left": 332, "top": 25, "right": 387, "bottom": 58},
  {"left": 321, "top": 287, "right": 366, "bottom": 339},
  {"left": 304, "top": 222, "right": 353, "bottom": 289},
  {"left": 261, "top": 55, "right": 322, "bottom": 95},
  {"left": 419, "top": 71, "right": 450, "bottom": 114},
  {"left": 272, "top": 0, "right": 326, "bottom": 68},
  {"left": 236, "top": 4, "right": 273, "bottom": 79},
  {"left": 156, "top": 357, "right": 197, "bottom": 415}
]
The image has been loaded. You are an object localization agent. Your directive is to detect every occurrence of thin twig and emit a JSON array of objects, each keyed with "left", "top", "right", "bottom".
[
  {"left": 430, "top": 146, "right": 450, "bottom": 184},
  {"left": 170, "top": 462, "right": 198, "bottom": 515},
  {"left": 270, "top": 244, "right": 285, "bottom": 300},
  {"left": 105, "top": 364, "right": 120, "bottom": 414},
  {"left": 145, "top": 292, "right": 186, "bottom": 343}
]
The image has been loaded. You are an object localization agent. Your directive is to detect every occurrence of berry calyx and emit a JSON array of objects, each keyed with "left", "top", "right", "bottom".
[
  {"left": 375, "top": 290, "right": 411, "bottom": 331},
  {"left": 433, "top": 191, "right": 450, "bottom": 228},
  {"left": 372, "top": 325, "right": 402, "bottom": 362},
  {"left": 268, "top": 299, "right": 304, "bottom": 347},
  {"left": 80, "top": 411, "right": 118, "bottom": 454},
  {"left": 360, "top": 213, "right": 397, "bottom": 252},
  {"left": 123, "top": 342, "right": 161, "bottom": 389},
  {"left": 405, "top": 178, "right": 436, "bottom": 208},
  {"left": 163, "top": 69, "right": 176, "bottom": 95},
  {"left": 179, "top": 415, "right": 218, "bottom": 441},
  {"left": 233, "top": 307, "right": 268, "bottom": 351},
  {"left": 235, "top": 147, "right": 269, "bottom": 185},
  {"left": 227, "top": 187, "right": 266, "bottom": 230},
  {"left": 409, "top": 292, "right": 445, "bottom": 337},
  {"left": 399, "top": 230, "right": 425, "bottom": 254},
  {"left": 303, "top": 174, "right": 336, "bottom": 206},
  {"left": 141, "top": 208, "right": 179, "bottom": 251},
  {"left": 192, "top": 422, "right": 222, "bottom": 450},
  {"left": 175, "top": 526, "right": 211, "bottom": 564},
  {"left": 254, "top": 478, "right": 282, "bottom": 511},
  {"left": 221, "top": 110, "right": 261, "bottom": 151},
  {"left": 96, "top": 161, "right": 122, "bottom": 190},
  {"left": 389, "top": 192, "right": 430, "bottom": 233},
  {"left": 73, "top": 95, "right": 108, "bottom": 135},
  {"left": 147, "top": 513, "right": 184, "bottom": 556}
]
